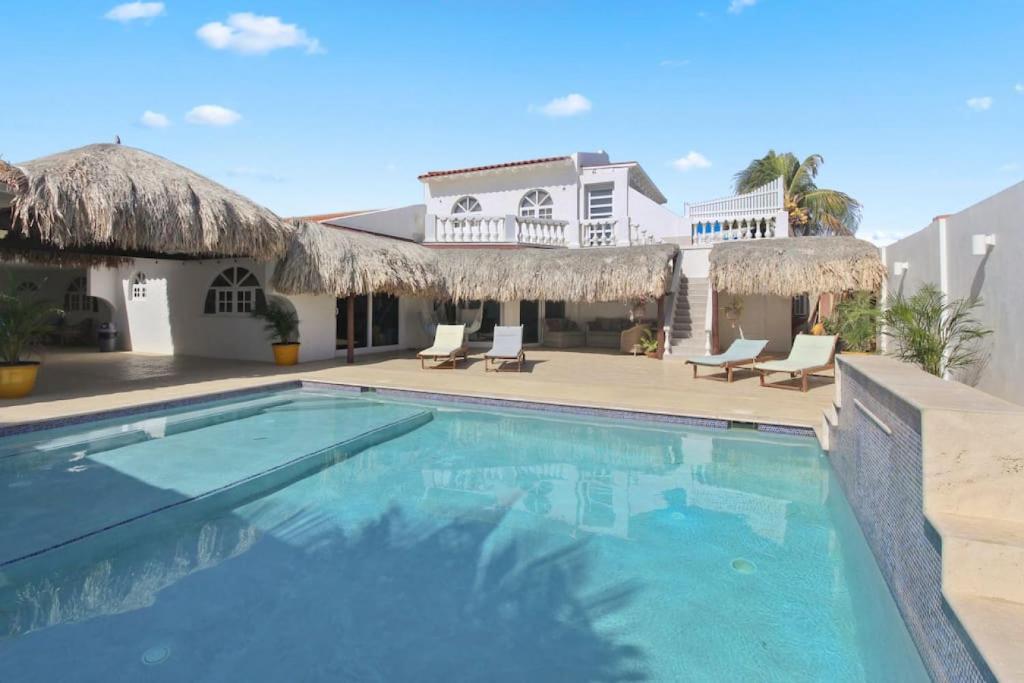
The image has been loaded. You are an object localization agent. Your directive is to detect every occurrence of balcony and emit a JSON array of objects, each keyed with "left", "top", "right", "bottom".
[
  {"left": 426, "top": 215, "right": 570, "bottom": 247},
  {"left": 426, "top": 214, "right": 658, "bottom": 248},
  {"left": 684, "top": 177, "right": 790, "bottom": 245}
]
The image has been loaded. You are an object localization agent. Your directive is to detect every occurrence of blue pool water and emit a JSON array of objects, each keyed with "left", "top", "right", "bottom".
[{"left": 0, "top": 388, "right": 927, "bottom": 681}]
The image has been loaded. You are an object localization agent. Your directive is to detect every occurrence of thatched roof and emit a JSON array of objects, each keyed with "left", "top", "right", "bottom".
[
  {"left": 0, "top": 143, "right": 292, "bottom": 260},
  {"left": 709, "top": 237, "right": 884, "bottom": 296},
  {"left": 272, "top": 221, "right": 441, "bottom": 298},
  {"left": 434, "top": 243, "right": 678, "bottom": 303}
]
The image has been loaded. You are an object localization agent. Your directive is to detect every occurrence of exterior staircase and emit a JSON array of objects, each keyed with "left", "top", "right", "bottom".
[{"left": 667, "top": 277, "right": 708, "bottom": 358}]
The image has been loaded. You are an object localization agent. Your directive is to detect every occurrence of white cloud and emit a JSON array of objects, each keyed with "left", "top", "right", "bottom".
[
  {"left": 660, "top": 59, "right": 690, "bottom": 68},
  {"left": 534, "top": 93, "right": 592, "bottom": 118},
  {"left": 226, "top": 166, "right": 285, "bottom": 182},
  {"left": 185, "top": 105, "right": 241, "bottom": 126},
  {"left": 999, "top": 162, "right": 1021, "bottom": 173},
  {"left": 139, "top": 110, "right": 170, "bottom": 128},
  {"left": 671, "top": 151, "right": 712, "bottom": 171},
  {"left": 1015, "top": 83, "right": 1024, "bottom": 94},
  {"left": 105, "top": 2, "right": 164, "bottom": 22},
  {"left": 196, "top": 13, "right": 324, "bottom": 55},
  {"left": 863, "top": 230, "right": 906, "bottom": 247},
  {"left": 966, "top": 96, "right": 993, "bottom": 111},
  {"left": 728, "top": 0, "right": 757, "bottom": 14}
]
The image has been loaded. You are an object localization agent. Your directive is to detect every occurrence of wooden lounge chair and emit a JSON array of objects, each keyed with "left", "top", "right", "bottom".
[
  {"left": 685, "top": 338, "right": 768, "bottom": 382},
  {"left": 756, "top": 334, "right": 838, "bottom": 393},
  {"left": 418, "top": 324, "right": 468, "bottom": 369},
  {"left": 484, "top": 325, "right": 525, "bottom": 372}
]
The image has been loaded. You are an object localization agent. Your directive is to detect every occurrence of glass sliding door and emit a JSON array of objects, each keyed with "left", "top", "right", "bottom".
[
  {"left": 371, "top": 293, "right": 400, "bottom": 347},
  {"left": 337, "top": 294, "right": 399, "bottom": 350},
  {"left": 520, "top": 300, "right": 540, "bottom": 344}
]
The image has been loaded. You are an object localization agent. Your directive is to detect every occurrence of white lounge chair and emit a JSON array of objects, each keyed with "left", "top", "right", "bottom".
[
  {"left": 484, "top": 325, "right": 525, "bottom": 372},
  {"left": 685, "top": 338, "right": 768, "bottom": 382},
  {"left": 418, "top": 324, "right": 468, "bottom": 369},
  {"left": 756, "top": 334, "right": 838, "bottom": 392}
]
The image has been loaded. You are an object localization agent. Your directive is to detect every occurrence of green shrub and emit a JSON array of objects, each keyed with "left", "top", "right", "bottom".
[{"left": 253, "top": 300, "right": 300, "bottom": 344}]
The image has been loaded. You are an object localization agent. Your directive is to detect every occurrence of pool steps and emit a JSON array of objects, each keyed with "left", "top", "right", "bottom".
[
  {"left": 0, "top": 408, "right": 434, "bottom": 580},
  {"left": 821, "top": 387, "right": 1024, "bottom": 682}
]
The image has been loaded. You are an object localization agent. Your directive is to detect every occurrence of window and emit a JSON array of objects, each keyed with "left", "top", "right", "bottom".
[
  {"left": 16, "top": 281, "right": 38, "bottom": 295},
  {"left": 64, "top": 276, "right": 99, "bottom": 313},
  {"left": 335, "top": 293, "right": 401, "bottom": 350},
  {"left": 586, "top": 185, "right": 614, "bottom": 219},
  {"left": 452, "top": 196, "right": 481, "bottom": 214},
  {"left": 130, "top": 272, "right": 147, "bottom": 301},
  {"left": 203, "top": 267, "right": 266, "bottom": 315},
  {"left": 519, "top": 190, "right": 553, "bottom": 219}
]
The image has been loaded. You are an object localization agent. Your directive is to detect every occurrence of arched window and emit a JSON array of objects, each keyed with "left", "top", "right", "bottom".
[
  {"left": 203, "top": 267, "right": 266, "bottom": 315},
  {"left": 130, "top": 272, "right": 148, "bottom": 301},
  {"left": 16, "top": 281, "right": 38, "bottom": 295},
  {"left": 519, "top": 190, "right": 553, "bottom": 219},
  {"left": 64, "top": 276, "right": 98, "bottom": 313},
  {"left": 452, "top": 196, "right": 481, "bottom": 214}
]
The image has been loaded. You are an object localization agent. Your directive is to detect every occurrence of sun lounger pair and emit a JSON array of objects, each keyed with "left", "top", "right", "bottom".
[
  {"left": 418, "top": 324, "right": 525, "bottom": 371},
  {"left": 685, "top": 334, "right": 837, "bottom": 392}
]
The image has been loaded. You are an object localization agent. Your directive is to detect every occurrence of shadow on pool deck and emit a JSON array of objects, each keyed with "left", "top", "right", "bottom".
[{"left": 2, "top": 502, "right": 647, "bottom": 681}]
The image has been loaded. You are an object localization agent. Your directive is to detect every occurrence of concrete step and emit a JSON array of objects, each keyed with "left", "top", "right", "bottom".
[
  {"left": 942, "top": 593, "right": 1024, "bottom": 682},
  {"left": 931, "top": 513, "right": 1024, "bottom": 604}
]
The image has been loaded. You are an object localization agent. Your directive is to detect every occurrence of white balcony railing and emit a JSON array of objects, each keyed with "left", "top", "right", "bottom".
[
  {"left": 427, "top": 214, "right": 570, "bottom": 247},
  {"left": 580, "top": 219, "right": 617, "bottom": 247},
  {"left": 684, "top": 176, "right": 790, "bottom": 244}
]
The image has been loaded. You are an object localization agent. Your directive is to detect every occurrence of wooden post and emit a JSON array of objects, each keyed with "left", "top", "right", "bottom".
[
  {"left": 710, "top": 288, "right": 720, "bottom": 355},
  {"left": 655, "top": 295, "right": 666, "bottom": 359},
  {"left": 346, "top": 294, "right": 355, "bottom": 365}
]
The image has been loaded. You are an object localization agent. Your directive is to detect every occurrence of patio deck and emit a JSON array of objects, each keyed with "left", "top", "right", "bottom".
[{"left": 0, "top": 348, "right": 835, "bottom": 430}]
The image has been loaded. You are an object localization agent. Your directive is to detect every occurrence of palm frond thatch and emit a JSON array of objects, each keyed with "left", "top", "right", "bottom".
[
  {"left": 709, "top": 237, "right": 884, "bottom": 296},
  {"left": 272, "top": 222, "right": 441, "bottom": 298},
  {"left": 0, "top": 144, "right": 292, "bottom": 260},
  {"left": 434, "top": 244, "right": 678, "bottom": 303}
]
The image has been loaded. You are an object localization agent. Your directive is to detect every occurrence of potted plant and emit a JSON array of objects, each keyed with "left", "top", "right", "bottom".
[
  {"left": 0, "top": 284, "right": 63, "bottom": 398},
  {"left": 881, "top": 284, "right": 991, "bottom": 377},
  {"left": 253, "top": 300, "right": 301, "bottom": 366},
  {"left": 826, "top": 291, "right": 881, "bottom": 353},
  {"left": 639, "top": 329, "right": 659, "bottom": 357}
]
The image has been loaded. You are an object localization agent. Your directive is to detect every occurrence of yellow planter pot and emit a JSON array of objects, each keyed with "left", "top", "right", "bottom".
[
  {"left": 0, "top": 363, "right": 40, "bottom": 399},
  {"left": 272, "top": 343, "right": 300, "bottom": 366}
]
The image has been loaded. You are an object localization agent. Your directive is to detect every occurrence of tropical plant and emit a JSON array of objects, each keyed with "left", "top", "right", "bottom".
[
  {"left": 0, "top": 283, "right": 63, "bottom": 364},
  {"left": 734, "top": 151, "right": 862, "bottom": 236},
  {"left": 825, "top": 291, "right": 881, "bottom": 352},
  {"left": 881, "top": 284, "right": 991, "bottom": 377},
  {"left": 639, "top": 329, "right": 659, "bottom": 354},
  {"left": 252, "top": 300, "right": 300, "bottom": 345}
]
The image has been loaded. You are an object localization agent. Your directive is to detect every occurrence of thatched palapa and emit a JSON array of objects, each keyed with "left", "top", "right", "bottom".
[
  {"left": 0, "top": 144, "right": 291, "bottom": 261},
  {"left": 709, "top": 237, "right": 884, "bottom": 296},
  {"left": 272, "top": 221, "right": 440, "bottom": 298},
  {"left": 434, "top": 243, "right": 678, "bottom": 303}
]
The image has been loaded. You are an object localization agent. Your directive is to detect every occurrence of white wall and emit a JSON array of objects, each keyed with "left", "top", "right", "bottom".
[
  {"left": 717, "top": 295, "right": 793, "bottom": 353},
  {"left": 882, "top": 180, "right": 1024, "bottom": 403},
  {"left": 5, "top": 263, "right": 113, "bottom": 327},
  {"left": 627, "top": 187, "right": 687, "bottom": 242},
  {"left": 327, "top": 204, "right": 426, "bottom": 242},
  {"left": 424, "top": 162, "right": 580, "bottom": 219}
]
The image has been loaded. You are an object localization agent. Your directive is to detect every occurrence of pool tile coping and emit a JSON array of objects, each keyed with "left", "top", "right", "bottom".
[{"left": 0, "top": 379, "right": 817, "bottom": 439}]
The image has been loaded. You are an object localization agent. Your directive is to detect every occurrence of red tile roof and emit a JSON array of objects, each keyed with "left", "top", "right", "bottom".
[
  {"left": 418, "top": 156, "right": 571, "bottom": 180},
  {"left": 290, "top": 210, "right": 372, "bottom": 223}
]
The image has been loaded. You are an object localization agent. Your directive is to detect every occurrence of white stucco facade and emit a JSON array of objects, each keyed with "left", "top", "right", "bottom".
[{"left": 882, "top": 180, "right": 1024, "bottom": 404}]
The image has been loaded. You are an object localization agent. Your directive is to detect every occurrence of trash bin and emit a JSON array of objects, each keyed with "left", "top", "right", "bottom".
[{"left": 97, "top": 322, "right": 118, "bottom": 353}]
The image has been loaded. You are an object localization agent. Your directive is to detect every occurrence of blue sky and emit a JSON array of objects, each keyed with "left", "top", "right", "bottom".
[{"left": 3, "top": 1, "right": 1022, "bottom": 244}]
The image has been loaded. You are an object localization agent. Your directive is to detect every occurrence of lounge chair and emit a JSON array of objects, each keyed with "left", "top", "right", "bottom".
[
  {"left": 484, "top": 326, "right": 525, "bottom": 372},
  {"left": 756, "top": 334, "right": 838, "bottom": 392},
  {"left": 685, "top": 338, "right": 768, "bottom": 382},
  {"left": 418, "top": 324, "right": 468, "bottom": 369}
]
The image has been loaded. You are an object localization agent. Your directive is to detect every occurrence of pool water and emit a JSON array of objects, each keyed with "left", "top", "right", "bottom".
[{"left": 0, "top": 388, "right": 928, "bottom": 681}]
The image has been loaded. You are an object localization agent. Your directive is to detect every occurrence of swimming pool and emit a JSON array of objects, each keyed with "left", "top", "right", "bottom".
[{"left": 0, "top": 386, "right": 927, "bottom": 681}]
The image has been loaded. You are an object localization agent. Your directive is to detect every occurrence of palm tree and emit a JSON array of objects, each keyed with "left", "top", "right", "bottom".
[{"left": 734, "top": 151, "right": 862, "bottom": 236}]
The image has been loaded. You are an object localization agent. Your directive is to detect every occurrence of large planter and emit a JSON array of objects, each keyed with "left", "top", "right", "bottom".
[
  {"left": 0, "top": 362, "right": 40, "bottom": 399},
  {"left": 272, "top": 343, "right": 300, "bottom": 366}
]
